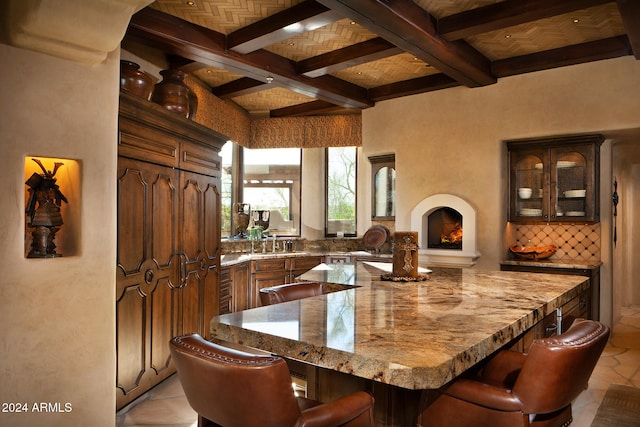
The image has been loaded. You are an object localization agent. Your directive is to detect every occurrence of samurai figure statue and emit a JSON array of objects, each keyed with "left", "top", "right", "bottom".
[{"left": 25, "top": 159, "right": 68, "bottom": 257}]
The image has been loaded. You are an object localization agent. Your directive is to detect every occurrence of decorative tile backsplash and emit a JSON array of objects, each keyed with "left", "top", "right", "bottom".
[{"left": 512, "top": 223, "right": 601, "bottom": 261}]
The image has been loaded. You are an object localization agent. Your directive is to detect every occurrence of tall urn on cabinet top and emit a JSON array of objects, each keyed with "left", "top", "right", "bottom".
[{"left": 151, "top": 69, "right": 198, "bottom": 119}]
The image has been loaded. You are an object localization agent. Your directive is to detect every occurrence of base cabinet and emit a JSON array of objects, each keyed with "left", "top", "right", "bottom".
[
  {"left": 219, "top": 262, "right": 250, "bottom": 314},
  {"left": 250, "top": 256, "right": 323, "bottom": 307},
  {"left": 500, "top": 263, "right": 599, "bottom": 321},
  {"left": 116, "top": 92, "right": 225, "bottom": 410}
]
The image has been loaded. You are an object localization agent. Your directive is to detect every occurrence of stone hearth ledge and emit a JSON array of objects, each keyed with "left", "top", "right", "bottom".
[{"left": 210, "top": 262, "right": 589, "bottom": 390}]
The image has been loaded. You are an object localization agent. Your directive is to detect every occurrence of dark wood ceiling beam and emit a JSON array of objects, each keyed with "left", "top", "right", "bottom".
[
  {"left": 616, "top": 0, "right": 640, "bottom": 59},
  {"left": 492, "top": 35, "right": 632, "bottom": 77},
  {"left": 317, "top": 0, "right": 495, "bottom": 88},
  {"left": 368, "top": 73, "right": 460, "bottom": 102},
  {"left": 126, "top": 8, "right": 373, "bottom": 109},
  {"left": 438, "top": 0, "right": 614, "bottom": 41},
  {"left": 298, "top": 37, "right": 402, "bottom": 77},
  {"left": 227, "top": 0, "right": 342, "bottom": 54},
  {"left": 212, "top": 77, "right": 267, "bottom": 99},
  {"left": 270, "top": 100, "right": 344, "bottom": 117}
]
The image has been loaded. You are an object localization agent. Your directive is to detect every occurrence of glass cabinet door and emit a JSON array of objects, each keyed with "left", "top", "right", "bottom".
[
  {"left": 511, "top": 150, "right": 546, "bottom": 221},
  {"left": 551, "top": 145, "right": 592, "bottom": 221}
]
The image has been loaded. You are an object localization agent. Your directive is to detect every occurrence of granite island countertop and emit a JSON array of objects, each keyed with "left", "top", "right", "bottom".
[
  {"left": 500, "top": 258, "right": 602, "bottom": 270},
  {"left": 210, "top": 262, "right": 589, "bottom": 390}
]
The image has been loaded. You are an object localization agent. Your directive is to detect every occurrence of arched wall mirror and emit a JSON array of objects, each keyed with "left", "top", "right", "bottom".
[{"left": 369, "top": 154, "right": 396, "bottom": 220}]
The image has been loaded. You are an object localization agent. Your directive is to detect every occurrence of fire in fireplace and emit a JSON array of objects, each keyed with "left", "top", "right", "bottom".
[{"left": 427, "top": 207, "right": 463, "bottom": 250}]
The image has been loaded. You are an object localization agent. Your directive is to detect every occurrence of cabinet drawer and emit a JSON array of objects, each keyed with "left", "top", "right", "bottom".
[
  {"left": 291, "top": 256, "right": 322, "bottom": 271},
  {"left": 118, "top": 119, "right": 180, "bottom": 168},
  {"left": 252, "top": 258, "right": 288, "bottom": 273},
  {"left": 180, "top": 141, "right": 221, "bottom": 177}
]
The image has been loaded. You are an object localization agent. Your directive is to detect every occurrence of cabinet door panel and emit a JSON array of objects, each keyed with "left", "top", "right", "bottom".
[
  {"left": 219, "top": 266, "right": 232, "bottom": 315},
  {"left": 181, "top": 273, "right": 201, "bottom": 334},
  {"left": 232, "top": 263, "right": 250, "bottom": 312},
  {"left": 116, "top": 285, "right": 146, "bottom": 395},
  {"left": 179, "top": 171, "right": 220, "bottom": 335},
  {"left": 116, "top": 158, "right": 179, "bottom": 409},
  {"left": 149, "top": 277, "right": 179, "bottom": 374}
]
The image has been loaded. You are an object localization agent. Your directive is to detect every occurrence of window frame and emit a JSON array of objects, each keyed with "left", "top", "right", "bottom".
[
  {"left": 241, "top": 147, "right": 302, "bottom": 237},
  {"left": 325, "top": 146, "right": 358, "bottom": 237}
]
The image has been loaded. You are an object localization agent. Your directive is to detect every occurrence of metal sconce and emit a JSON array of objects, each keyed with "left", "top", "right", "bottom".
[
  {"left": 25, "top": 158, "right": 68, "bottom": 257},
  {"left": 612, "top": 178, "right": 619, "bottom": 247}
]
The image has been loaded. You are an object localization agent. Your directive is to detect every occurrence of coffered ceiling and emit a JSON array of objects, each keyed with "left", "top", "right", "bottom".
[{"left": 124, "top": 0, "right": 639, "bottom": 117}]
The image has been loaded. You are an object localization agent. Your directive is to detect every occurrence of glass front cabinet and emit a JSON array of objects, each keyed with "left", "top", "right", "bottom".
[{"left": 507, "top": 134, "right": 603, "bottom": 223}]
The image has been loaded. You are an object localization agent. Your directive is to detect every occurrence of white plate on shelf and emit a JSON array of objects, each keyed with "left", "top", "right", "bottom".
[
  {"left": 564, "top": 189, "right": 586, "bottom": 198},
  {"left": 557, "top": 161, "right": 577, "bottom": 168},
  {"left": 519, "top": 209, "right": 542, "bottom": 216},
  {"left": 566, "top": 211, "right": 586, "bottom": 217}
]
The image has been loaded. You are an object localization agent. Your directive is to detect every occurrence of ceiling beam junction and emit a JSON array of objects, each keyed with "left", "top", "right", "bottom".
[
  {"left": 126, "top": 7, "right": 373, "bottom": 109},
  {"left": 317, "top": 0, "right": 496, "bottom": 88},
  {"left": 227, "top": 0, "right": 343, "bottom": 54},
  {"left": 298, "top": 37, "right": 402, "bottom": 77}
]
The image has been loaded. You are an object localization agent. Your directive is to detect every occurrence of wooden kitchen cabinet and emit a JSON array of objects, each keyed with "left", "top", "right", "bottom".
[
  {"left": 510, "top": 284, "right": 590, "bottom": 353},
  {"left": 219, "top": 262, "right": 250, "bottom": 314},
  {"left": 116, "top": 92, "right": 225, "bottom": 409},
  {"left": 501, "top": 262, "right": 599, "bottom": 322},
  {"left": 507, "top": 134, "right": 603, "bottom": 223},
  {"left": 250, "top": 255, "right": 323, "bottom": 307}
]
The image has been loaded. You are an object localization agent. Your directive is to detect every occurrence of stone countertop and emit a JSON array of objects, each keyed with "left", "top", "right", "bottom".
[
  {"left": 220, "top": 250, "right": 391, "bottom": 267},
  {"left": 210, "top": 262, "right": 589, "bottom": 390},
  {"left": 500, "top": 259, "right": 602, "bottom": 270}
]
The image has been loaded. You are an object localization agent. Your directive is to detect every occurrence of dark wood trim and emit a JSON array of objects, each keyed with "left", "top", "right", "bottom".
[
  {"left": 493, "top": 36, "right": 632, "bottom": 77},
  {"left": 297, "top": 37, "right": 402, "bottom": 77},
  {"left": 617, "top": 0, "right": 640, "bottom": 59},
  {"left": 270, "top": 100, "right": 344, "bottom": 117},
  {"left": 212, "top": 77, "right": 268, "bottom": 99},
  {"left": 369, "top": 73, "right": 461, "bottom": 102},
  {"left": 438, "top": 0, "right": 614, "bottom": 41},
  {"left": 227, "top": 0, "right": 342, "bottom": 54}
]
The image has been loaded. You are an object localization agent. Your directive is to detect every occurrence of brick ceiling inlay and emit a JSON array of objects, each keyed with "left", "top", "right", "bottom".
[
  {"left": 150, "top": 0, "right": 304, "bottom": 35},
  {"left": 141, "top": 0, "right": 635, "bottom": 116},
  {"left": 467, "top": 3, "right": 626, "bottom": 60}
]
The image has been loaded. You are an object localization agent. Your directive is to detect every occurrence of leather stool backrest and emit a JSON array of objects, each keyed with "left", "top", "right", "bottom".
[
  {"left": 513, "top": 318, "right": 610, "bottom": 414},
  {"left": 259, "top": 282, "right": 324, "bottom": 306},
  {"left": 169, "top": 334, "right": 302, "bottom": 427}
]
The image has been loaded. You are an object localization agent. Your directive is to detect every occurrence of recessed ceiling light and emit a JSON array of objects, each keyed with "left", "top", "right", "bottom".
[
  {"left": 288, "top": 42, "right": 295, "bottom": 46},
  {"left": 573, "top": 18, "right": 580, "bottom": 23},
  {"left": 350, "top": 21, "right": 356, "bottom": 25},
  {"left": 505, "top": 34, "right": 512, "bottom": 39},
  {"left": 186, "top": 1, "right": 196, "bottom": 6}
]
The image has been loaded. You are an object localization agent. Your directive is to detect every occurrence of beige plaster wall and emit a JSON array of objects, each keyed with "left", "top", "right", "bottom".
[
  {"left": 362, "top": 56, "right": 640, "bottom": 272},
  {"left": 0, "top": 44, "right": 118, "bottom": 426},
  {"left": 612, "top": 139, "right": 640, "bottom": 317}
]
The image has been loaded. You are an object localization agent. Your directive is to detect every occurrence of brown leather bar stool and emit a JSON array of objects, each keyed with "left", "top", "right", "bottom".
[
  {"left": 259, "top": 281, "right": 325, "bottom": 306},
  {"left": 418, "top": 318, "right": 610, "bottom": 427},
  {"left": 169, "top": 333, "right": 374, "bottom": 427}
]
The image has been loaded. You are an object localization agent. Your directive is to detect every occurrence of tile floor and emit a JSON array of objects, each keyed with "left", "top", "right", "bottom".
[{"left": 116, "top": 306, "right": 640, "bottom": 427}]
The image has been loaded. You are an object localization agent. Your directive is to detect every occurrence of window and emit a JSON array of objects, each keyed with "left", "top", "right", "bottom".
[
  {"left": 220, "top": 141, "right": 233, "bottom": 238},
  {"left": 326, "top": 147, "right": 357, "bottom": 236},
  {"left": 243, "top": 147, "right": 301, "bottom": 236}
]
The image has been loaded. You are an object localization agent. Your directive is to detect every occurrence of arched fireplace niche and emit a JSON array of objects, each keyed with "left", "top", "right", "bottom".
[{"left": 410, "top": 194, "right": 480, "bottom": 267}]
